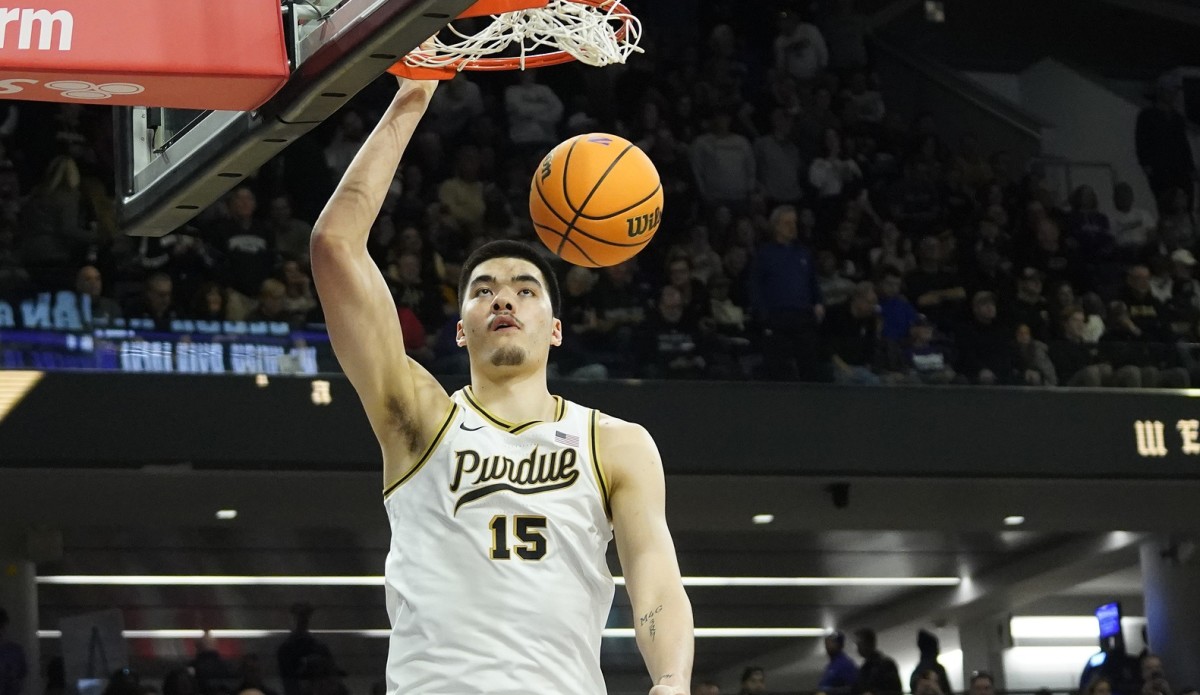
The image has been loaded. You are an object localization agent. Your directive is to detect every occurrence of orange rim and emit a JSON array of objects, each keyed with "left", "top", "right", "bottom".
[
  {"left": 459, "top": 0, "right": 549, "bottom": 18},
  {"left": 388, "top": 0, "right": 633, "bottom": 80}
]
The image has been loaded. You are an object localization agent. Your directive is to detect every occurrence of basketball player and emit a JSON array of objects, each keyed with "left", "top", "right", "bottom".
[{"left": 310, "top": 78, "right": 694, "bottom": 694}]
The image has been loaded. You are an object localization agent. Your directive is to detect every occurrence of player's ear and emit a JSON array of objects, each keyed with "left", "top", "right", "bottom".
[
  {"left": 455, "top": 319, "right": 467, "bottom": 348},
  {"left": 550, "top": 317, "right": 563, "bottom": 347}
]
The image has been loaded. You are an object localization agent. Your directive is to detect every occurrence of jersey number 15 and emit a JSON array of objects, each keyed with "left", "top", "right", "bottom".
[{"left": 489, "top": 515, "right": 547, "bottom": 561}]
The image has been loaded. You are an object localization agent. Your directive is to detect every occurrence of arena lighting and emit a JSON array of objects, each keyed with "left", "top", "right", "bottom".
[
  {"left": 0, "top": 370, "right": 43, "bottom": 423},
  {"left": 1009, "top": 616, "right": 1107, "bottom": 640},
  {"left": 752, "top": 514, "right": 775, "bottom": 525},
  {"left": 37, "top": 575, "right": 963, "bottom": 588},
  {"left": 215, "top": 509, "right": 238, "bottom": 520},
  {"left": 38, "top": 628, "right": 825, "bottom": 640},
  {"left": 1004, "top": 515, "right": 1026, "bottom": 526}
]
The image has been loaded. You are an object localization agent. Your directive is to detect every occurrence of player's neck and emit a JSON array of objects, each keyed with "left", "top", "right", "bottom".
[{"left": 468, "top": 369, "right": 556, "bottom": 424}]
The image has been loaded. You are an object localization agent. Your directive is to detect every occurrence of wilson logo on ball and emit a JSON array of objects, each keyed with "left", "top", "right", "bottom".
[
  {"left": 539, "top": 154, "right": 553, "bottom": 183},
  {"left": 625, "top": 208, "right": 662, "bottom": 238}
]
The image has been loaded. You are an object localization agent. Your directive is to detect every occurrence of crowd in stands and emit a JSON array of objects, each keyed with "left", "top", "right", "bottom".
[
  {"left": 0, "top": 0, "right": 1197, "bottom": 386},
  {"left": 8, "top": 603, "right": 1189, "bottom": 695}
]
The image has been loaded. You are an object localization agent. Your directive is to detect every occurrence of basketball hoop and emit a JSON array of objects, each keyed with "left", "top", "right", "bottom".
[{"left": 388, "top": 0, "right": 642, "bottom": 81}]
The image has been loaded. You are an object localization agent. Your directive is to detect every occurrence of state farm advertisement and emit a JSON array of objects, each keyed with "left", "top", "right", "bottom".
[{"left": 0, "top": 0, "right": 288, "bottom": 110}]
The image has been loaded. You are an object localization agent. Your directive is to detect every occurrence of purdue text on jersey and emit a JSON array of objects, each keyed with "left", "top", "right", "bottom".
[{"left": 451, "top": 445, "right": 580, "bottom": 513}]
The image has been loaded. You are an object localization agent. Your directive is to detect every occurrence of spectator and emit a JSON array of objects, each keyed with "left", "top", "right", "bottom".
[
  {"left": 695, "top": 682, "right": 721, "bottom": 695},
  {"left": 904, "top": 315, "right": 956, "bottom": 384},
  {"left": 1066, "top": 185, "right": 1114, "bottom": 262},
  {"left": 425, "top": 74, "right": 484, "bottom": 139},
  {"left": 207, "top": 186, "right": 275, "bottom": 300},
  {"left": 909, "top": 630, "right": 952, "bottom": 695},
  {"left": 968, "top": 672, "right": 995, "bottom": 695},
  {"left": 246, "top": 278, "right": 290, "bottom": 324},
  {"left": 1136, "top": 77, "right": 1196, "bottom": 211},
  {"left": 277, "top": 603, "right": 334, "bottom": 695},
  {"left": 267, "top": 195, "right": 313, "bottom": 263},
  {"left": 1011, "top": 267, "right": 1051, "bottom": 341},
  {"left": 914, "top": 670, "right": 945, "bottom": 695},
  {"left": 691, "top": 110, "right": 756, "bottom": 210},
  {"left": 1139, "top": 654, "right": 1171, "bottom": 695},
  {"left": 1014, "top": 323, "right": 1057, "bottom": 386},
  {"left": 1022, "top": 217, "right": 1079, "bottom": 291},
  {"left": 876, "top": 265, "right": 920, "bottom": 343},
  {"left": 0, "top": 607, "right": 27, "bottom": 695},
  {"left": 75, "top": 264, "right": 122, "bottom": 326},
  {"left": 955, "top": 291, "right": 1014, "bottom": 385},
  {"left": 852, "top": 628, "right": 902, "bottom": 695},
  {"left": 438, "top": 145, "right": 487, "bottom": 235},
  {"left": 843, "top": 71, "right": 886, "bottom": 125},
  {"left": 817, "top": 249, "right": 856, "bottom": 307},
  {"left": 124, "top": 272, "right": 180, "bottom": 331},
  {"left": 666, "top": 255, "right": 710, "bottom": 322},
  {"left": 818, "top": 631, "right": 859, "bottom": 695},
  {"left": 1049, "top": 308, "right": 1134, "bottom": 387},
  {"left": 388, "top": 253, "right": 445, "bottom": 334},
  {"left": 504, "top": 71, "right": 563, "bottom": 149},
  {"left": 281, "top": 260, "right": 318, "bottom": 324},
  {"left": 1112, "top": 182, "right": 1156, "bottom": 260},
  {"left": 773, "top": 10, "right": 828, "bottom": 83},
  {"left": 754, "top": 109, "right": 804, "bottom": 207},
  {"left": 738, "top": 667, "right": 767, "bottom": 695},
  {"left": 18, "top": 155, "right": 87, "bottom": 289},
  {"left": 593, "top": 260, "right": 648, "bottom": 353},
  {"left": 1102, "top": 301, "right": 1189, "bottom": 388},
  {"left": 869, "top": 221, "right": 916, "bottom": 275},
  {"left": 906, "top": 236, "right": 967, "bottom": 329},
  {"left": 638, "top": 285, "right": 707, "bottom": 379},
  {"left": 752, "top": 205, "right": 825, "bottom": 380},
  {"left": 809, "top": 128, "right": 864, "bottom": 224},
  {"left": 189, "top": 282, "right": 228, "bottom": 322},
  {"left": 1157, "top": 187, "right": 1197, "bottom": 252},
  {"left": 323, "top": 109, "right": 366, "bottom": 178},
  {"left": 823, "top": 281, "right": 891, "bottom": 385},
  {"left": 1119, "top": 265, "right": 1172, "bottom": 342}
]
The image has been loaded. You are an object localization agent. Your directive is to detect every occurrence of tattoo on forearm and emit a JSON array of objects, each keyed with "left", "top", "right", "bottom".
[{"left": 639, "top": 604, "right": 664, "bottom": 641}]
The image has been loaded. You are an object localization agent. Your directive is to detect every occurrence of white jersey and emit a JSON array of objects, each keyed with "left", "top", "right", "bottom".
[{"left": 383, "top": 387, "right": 615, "bottom": 695}]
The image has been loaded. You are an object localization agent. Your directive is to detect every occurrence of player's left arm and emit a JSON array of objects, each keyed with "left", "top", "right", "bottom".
[{"left": 603, "top": 416, "right": 694, "bottom": 695}]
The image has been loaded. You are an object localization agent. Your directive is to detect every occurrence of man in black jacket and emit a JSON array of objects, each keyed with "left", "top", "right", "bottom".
[{"left": 853, "top": 628, "right": 902, "bottom": 695}]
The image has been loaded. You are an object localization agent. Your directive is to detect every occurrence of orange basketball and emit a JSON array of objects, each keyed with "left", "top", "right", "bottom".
[{"left": 529, "top": 133, "right": 664, "bottom": 268}]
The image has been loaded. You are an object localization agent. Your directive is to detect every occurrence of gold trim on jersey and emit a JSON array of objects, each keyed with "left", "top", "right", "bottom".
[
  {"left": 383, "top": 402, "right": 459, "bottom": 498},
  {"left": 462, "top": 386, "right": 566, "bottom": 434},
  {"left": 589, "top": 409, "right": 612, "bottom": 520}
]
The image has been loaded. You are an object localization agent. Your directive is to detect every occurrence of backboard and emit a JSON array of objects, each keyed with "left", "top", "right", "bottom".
[{"left": 116, "top": 0, "right": 475, "bottom": 237}]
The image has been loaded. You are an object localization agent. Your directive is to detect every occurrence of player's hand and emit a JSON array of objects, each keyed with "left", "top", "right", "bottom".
[
  {"left": 394, "top": 75, "right": 439, "bottom": 101},
  {"left": 648, "top": 686, "right": 686, "bottom": 695}
]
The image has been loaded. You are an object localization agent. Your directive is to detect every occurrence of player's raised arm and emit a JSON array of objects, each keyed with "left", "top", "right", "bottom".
[
  {"left": 604, "top": 418, "right": 695, "bottom": 695},
  {"left": 310, "top": 79, "right": 450, "bottom": 462}
]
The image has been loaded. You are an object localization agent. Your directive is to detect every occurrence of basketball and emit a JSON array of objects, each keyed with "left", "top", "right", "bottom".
[{"left": 529, "top": 133, "right": 664, "bottom": 268}]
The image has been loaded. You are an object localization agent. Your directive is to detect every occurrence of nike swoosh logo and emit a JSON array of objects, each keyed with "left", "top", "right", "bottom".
[{"left": 459, "top": 423, "right": 485, "bottom": 432}]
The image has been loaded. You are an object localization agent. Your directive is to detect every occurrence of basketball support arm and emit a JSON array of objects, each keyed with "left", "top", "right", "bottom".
[{"left": 116, "top": 0, "right": 475, "bottom": 237}]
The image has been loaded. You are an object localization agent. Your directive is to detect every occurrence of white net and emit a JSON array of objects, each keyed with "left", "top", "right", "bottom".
[{"left": 404, "top": 0, "right": 642, "bottom": 72}]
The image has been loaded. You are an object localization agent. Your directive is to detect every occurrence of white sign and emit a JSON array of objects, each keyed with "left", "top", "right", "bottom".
[
  {"left": 0, "top": 78, "right": 143, "bottom": 100},
  {"left": 1134, "top": 419, "right": 1200, "bottom": 458}
]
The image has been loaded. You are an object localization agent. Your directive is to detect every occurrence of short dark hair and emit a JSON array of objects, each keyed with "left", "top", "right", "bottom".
[
  {"left": 855, "top": 628, "right": 878, "bottom": 648},
  {"left": 459, "top": 240, "right": 561, "bottom": 318},
  {"left": 970, "top": 671, "right": 994, "bottom": 686},
  {"left": 741, "top": 667, "right": 764, "bottom": 683}
]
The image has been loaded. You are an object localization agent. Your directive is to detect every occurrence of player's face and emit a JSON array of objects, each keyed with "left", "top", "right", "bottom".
[{"left": 457, "top": 257, "right": 562, "bottom": 369}]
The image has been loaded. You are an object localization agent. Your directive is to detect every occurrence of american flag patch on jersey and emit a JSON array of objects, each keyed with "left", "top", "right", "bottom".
[{"left": 555, "top": 431, "right": 580, "bottom": 447}]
